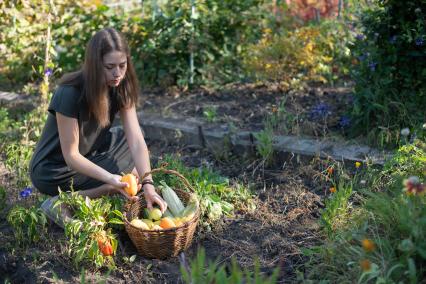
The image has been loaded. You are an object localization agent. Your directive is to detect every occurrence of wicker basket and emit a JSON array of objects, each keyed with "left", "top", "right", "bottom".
[{"left": 123, "top": 168, "right": 200, "bottom": 259}]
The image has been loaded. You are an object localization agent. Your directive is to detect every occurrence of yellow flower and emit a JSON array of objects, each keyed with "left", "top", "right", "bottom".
[
  {"left": 362, "top": 239, "right": 376, "bottom": 252},
  {"left": 329, "top": 187, "right": 336, "bottom": 193},
  {"left": 263, "top": 28, "right": 272, "bottom": 35},
  {"left": 265, "top": 63, "right": 272, "bottom": 69},
  {"left": 360, "top": 259, "right": 371, "bottom": 271},
  {"left": 355, "top": 161, "right": 361, "bottom": 169}
]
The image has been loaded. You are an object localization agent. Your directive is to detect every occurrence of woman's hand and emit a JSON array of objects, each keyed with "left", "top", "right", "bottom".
[
  {"left": 143, "top": 184, "right": 167, "bottom": 213},
  {"left": 108, "top": 174, "right": 141, "bottom": 201}
]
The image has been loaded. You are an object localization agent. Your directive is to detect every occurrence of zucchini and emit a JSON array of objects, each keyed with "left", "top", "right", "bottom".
[{"left": 160, "top": 181, "right": 185, "bottom": 217}]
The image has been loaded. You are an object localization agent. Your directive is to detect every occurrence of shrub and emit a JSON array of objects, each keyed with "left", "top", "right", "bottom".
[
  {"left": 349, "top": 0, "right": 426, "bottom": 148},
  {"left": 243, "top": 19, "right": 352, "bottom": 89},
  {"left": 1, "top": 0, "right": 266, "bottom": 89}
]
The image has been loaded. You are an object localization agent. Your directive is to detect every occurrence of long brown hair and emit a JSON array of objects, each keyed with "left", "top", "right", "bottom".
[{"left": 59, "top": 28, "right": 139, "bottom": 127}]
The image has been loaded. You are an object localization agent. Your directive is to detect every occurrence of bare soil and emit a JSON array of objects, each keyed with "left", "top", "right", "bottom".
[
  {"left": 0, "top": 83, "right": 350, "bottom": 283},
  {"left": 141, "top": 82, "right": 354, "bottom": 138}
]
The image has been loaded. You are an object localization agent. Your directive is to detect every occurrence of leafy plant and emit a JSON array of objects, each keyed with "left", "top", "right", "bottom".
[
  {"left": 254, "top": 125, "right": 274, "bottom": 165},
  {"left": 320, "top": 178, "right": 353, "bottom": 237},
  {"left": 349, "top": 0, "right": 426, "bottom": 148},
  {"left": 154, "top": 154, "right": 255, "bottom": 226},
  {"left": 7, "top": 205, "right": 47, "bottom": 246},
  {"left": 266, "top": 97, "right": 297, "bottom": 135},
  {"left": 180, "top": 248, "right": 280, "bottom": 284},
  {"left": 0, "top": 186, "right": 6, "bottom": 211},
  {"left": 303, "top": 138, "right": 426, "bottom": 282},
  {"left": 203, "top": 106, "right": 217, "bottom": 123},
  {"left": 57, "top": 190, "right": 125, "bottom": 269},
  {"left": 243, "top": 18, "right": 352, "bottom": 89}
]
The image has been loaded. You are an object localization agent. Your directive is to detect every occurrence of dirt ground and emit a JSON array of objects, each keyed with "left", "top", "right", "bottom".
[
  {"left": 0, "top": 83, "right": 349, "bottom": 283},
  {"left": 141, "top": 82, "right": 353, "bottom": 138}
]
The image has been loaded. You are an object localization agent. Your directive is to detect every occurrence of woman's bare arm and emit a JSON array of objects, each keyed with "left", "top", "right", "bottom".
[
  {"left": 120, "top": 106, "right": 167, "bottom": 211},
  {"left": 56, "top": 112, "right": 127, "bottom": 190}
]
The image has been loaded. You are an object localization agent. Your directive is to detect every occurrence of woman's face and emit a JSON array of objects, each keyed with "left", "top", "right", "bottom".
[{"left": 103, "top": 51, "right": 127, "bottom": 87}]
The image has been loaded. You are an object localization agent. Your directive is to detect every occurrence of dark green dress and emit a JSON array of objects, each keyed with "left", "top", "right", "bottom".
[{"left": 29, "top": 84, "right": 134, "bottom": 196}]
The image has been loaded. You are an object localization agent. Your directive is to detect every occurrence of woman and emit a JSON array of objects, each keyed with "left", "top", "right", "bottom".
[{"left": 29, "top": 28, "right": 167, "bottom": 227}]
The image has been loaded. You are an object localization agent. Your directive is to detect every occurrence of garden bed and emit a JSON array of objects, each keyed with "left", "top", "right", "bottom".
[
  {"left": 0, "top": 135, "right": 333, "bottom": 283},
  {"left": 140, "top": 82, "right": 354, "bottom": 138}
]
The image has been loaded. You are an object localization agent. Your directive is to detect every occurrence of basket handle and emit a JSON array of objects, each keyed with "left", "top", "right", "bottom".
[{"left": 139, "top": 163, "right": 197, "bottom": 193}]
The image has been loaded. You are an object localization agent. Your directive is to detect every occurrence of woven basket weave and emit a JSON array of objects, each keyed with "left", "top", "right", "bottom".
[{"left": 123, "top": 168, "right": 200, "bottom": 259}]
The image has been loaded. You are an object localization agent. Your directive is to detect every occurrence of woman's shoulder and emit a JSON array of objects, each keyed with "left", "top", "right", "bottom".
[{"left": 54, "top": 84, "right": 83, "bottom": 100}]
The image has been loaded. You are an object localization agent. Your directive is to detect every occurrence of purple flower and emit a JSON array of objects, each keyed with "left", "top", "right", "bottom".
[
  {"left": 415, "top": 37, "right": 424, "bottom": 46},
  {"left": 368, "top": 62, "right": 377, "bottom": 71},
  {"left": 389, "top": 35, "right": 397, "bottom": 44},
  {"left": 356, "top": 34, "right": 365, "bottom": 41},
  {"left": 44, "top": 68, "right": 53, "bottom": 77},
  {"left": 310, "top": 103, "right": 331, "bottom": 120},
  {"left": 339, "top": 115, "right": 351, "bottom": 129},
  {"left": 19, "top": 187, "right": 33, "bottom": 198}
]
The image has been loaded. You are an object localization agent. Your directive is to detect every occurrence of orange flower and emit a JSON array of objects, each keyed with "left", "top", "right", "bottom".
[
  {"left": 329, "top": 187, "right": 336, "bottom": 193},
  {"left": 403, "top": 176, "right": 425, "bottom": 195},
  {"left": 362, "top": 239, "right": 376, "bottom": 252},
  {"left": 360, "top": 259, "right": 371, "bottom": 271},
  {"left": 326, "top": 167, "right": 334, "bottom": 175}
]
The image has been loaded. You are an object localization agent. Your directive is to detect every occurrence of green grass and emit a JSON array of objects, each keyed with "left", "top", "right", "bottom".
[{"left": 301, "top": 139, "right": 426, "bottom": 283}]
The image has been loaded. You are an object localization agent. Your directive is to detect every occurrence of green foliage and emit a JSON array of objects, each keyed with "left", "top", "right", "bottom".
[
  {"left": 0, "top": 0, "right": 49, "bottom": 86},
  {"left": 254, "top": 125, "right": 274, "bottom": 165},
  {"left": 128, "top": 0, "right": 265, "bottom": 87},
  {"left": 180, "top": 248, "right": 279, "bottom": 284},
  {"left": 53, "top": 2, "right": 121, "bottom": 75},
  {"left": 203, "top": 106, "right": 217, "bottom": 123},
  {"left": 266, "top": 97, "right": 297, "bottom": 135},
  {"left": 1, "top": 0, "right": 267, "bottom": 88},
  {"left": 4, "top": 142, "right": 34, "bottom": 188},
  {"left": 320, "top": 179, "right": 353, "bottom": 238},
  {"left": 350, "top": 1, "right": 426, "bottom": 148},
  {"left": 303, "top": 139, "right": 426, "bottom": 283},
  {"left": 244, "top": 19, "right": 352, "bottom": 89},
  {"left": 7, "top": 205, "right": 47, "bottom": 246},
  {"left": 0, "top": 186, "right": 6, "bottom": 211},
  {"left": 0, "top": 108, "right": 12, "bottom": 139},
  {"left": 2, "top": 108, "right": 50, "bottom": 188},
  {"left": 155, "top": 154, "right": 255, "bottom": 225},
  {"left": 58, "top": 190, "right": 125, "bottom": 269}
]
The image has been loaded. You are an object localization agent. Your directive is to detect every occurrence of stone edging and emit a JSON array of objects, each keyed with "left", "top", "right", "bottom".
[
  {"left": 0, "top": 90, "right": 392, "bottom": 165},
  {"left": 138, "top": 112, "right": 392, "bottom": 165}
]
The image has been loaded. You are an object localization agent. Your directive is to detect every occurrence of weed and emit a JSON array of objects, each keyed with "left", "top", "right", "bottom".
[
  {"left": 180, "top": 248, "right": 279, "bottom": 284},
  {"left": 254, "top": 125, "right": 274, "bottom": 165},
  {"left": 7, "top": 205, "right": 47, "bottom": 246},
  {"left": 303, "top": 139, "right": 426, "bottom": 282},
  {"left": 320, "top": 178, "right": 353, "bottom": 237},
  {"left": 0, "top": 186, "right": 6, "bottom": 211},
  {"left": 203, "top": 106, "right": 218, "bottom": 123}
]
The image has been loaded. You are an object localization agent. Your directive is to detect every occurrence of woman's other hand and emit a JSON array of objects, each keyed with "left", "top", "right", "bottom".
[{"left": 143, "top": 184, "right": 167, "bottom": 213}]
